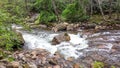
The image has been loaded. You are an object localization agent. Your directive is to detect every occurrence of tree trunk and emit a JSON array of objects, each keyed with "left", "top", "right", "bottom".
[
  {"left": 25, "top": 0, "right": 28, "bottom": 11},
  {"left": 97, "top": 0, "right": 106, "bottom": 21},
  {"left": 109, "top": 0, "right": 112, "bottom": 19},
  {"left": 116, "top": 0, "right": 120, "bottom": 20},
  {"left": 90, "top": 0, "right": 93, "bottom": 16},
  {"left": 51, "top": 0, "right": 61, "bottom": 23}
]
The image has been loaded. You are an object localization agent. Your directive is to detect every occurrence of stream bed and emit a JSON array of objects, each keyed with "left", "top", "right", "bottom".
[{"left": 12, "top": 25, "right": 120, "bottom": 68}]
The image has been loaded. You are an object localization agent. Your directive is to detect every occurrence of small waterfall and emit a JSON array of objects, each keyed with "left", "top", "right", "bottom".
[{"left": 22, "top": 32, "right": 88, "bottom": 59}]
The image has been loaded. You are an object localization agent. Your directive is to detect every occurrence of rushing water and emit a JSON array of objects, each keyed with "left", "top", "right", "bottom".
[
  {"left": 22, "top": 31, "right": 88, "bottom": 59},
  {"left": 12, "top": 24, "right": 89, "bottom": 59}
]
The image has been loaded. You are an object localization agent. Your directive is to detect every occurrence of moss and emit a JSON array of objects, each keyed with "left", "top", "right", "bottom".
[
  {"left": 8, "top": 57, "right": 15, "bottom": 62},
  {"left": 111, "top": 66, "right": 116, "bottom": 68},
  {"left": 64, "top": 33, "right": 69, "bottom": 36},
  {"left": 92, "top": 61, "right": 104, "bottom": 68}
]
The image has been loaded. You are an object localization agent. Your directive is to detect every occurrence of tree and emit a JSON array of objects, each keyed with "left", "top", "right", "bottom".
[
  {"left": 25, "top": 0, "right": 28, "bottom": 11},
  {"left": 109, "top": 0, "right": 112, "bottom": 19},
  {"left": 116, "top": 0, "right": 120, "bottom": 20},
  {"left": 51, "top": 0, "right": 61, "bottom": 23},
  {"left": 97, "top": 0, "right": 106, "bottom": 21}
]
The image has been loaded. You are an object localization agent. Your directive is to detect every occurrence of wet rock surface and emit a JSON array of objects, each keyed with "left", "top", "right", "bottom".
[
  {"left": 79, "top": 30, "right": 120, "bottom": 68},
  {"left": 0, "top": 49, "right": 81, "bottom": 68},
  {"left": 52, "top": 33, "right": 71, "bottom": 45}
]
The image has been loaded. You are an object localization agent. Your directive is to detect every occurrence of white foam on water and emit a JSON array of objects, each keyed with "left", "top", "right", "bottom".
[
  {"left": 105, "top": 43, "right": 113, "bottom": 51},
  {"left": 22, "top": 32, "right": 88, "bottom": 59},
  {"left": 12, "top": 24, "right": 23, "bottom": 30}
]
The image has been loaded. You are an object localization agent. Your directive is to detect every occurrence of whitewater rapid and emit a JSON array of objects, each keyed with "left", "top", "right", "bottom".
[{"left": 22, "top": 32, "right": 88, "bottom": 59}]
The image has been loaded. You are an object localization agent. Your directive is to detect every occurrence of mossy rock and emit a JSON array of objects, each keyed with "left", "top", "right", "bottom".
[{"left": 16, "top": 32, "right": 25, "bottom": 46}]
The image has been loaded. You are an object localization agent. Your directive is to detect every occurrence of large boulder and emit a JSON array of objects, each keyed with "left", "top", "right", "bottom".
[{"left": 52, "top": 33, "right": 70, "bottom": 45}]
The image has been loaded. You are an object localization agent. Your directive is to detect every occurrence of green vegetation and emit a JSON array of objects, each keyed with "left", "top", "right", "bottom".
[
  {"left": 33, "top": 0, "right": 119, "bottom": 24},
  {"left": 62, "top": 2, "right": 89, "bottom": 22},
  {"left": 0, "top": 0, "right": 26, "bottom": 50},
  {"left": 93, "top": 61, "right": 104, "bottom": 68},
  {"left": 0, "top": 50, "right": 15, "bottom": 62}
]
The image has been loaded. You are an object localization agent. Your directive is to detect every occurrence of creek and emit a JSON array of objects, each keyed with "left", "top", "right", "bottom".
[{"left": 12, "top": 24, "right": 120, "bottom": 67}]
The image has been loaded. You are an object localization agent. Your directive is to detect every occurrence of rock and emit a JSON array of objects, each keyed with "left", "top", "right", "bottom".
[
  {"left": 27, "top": 13, "right": 39, "bottom": 23},
  {"left": 52, "top": 22, "right": 68, "bottom": 32},
  {"left": 6, "top": 63, "right": 13, "bottom": 68},
  {"left": 22, "top": 62, "right": 37, "bottom": 68},
  {"left": 48, "top": 66, "right": 52, "bottom": 68},
  {"left": 52, "top": 33, "right": 70, "bottom": 45},
  {"left": 23, "top": 64, "right": 30, "bottom": 68},
  {"left": 6, "top": 61, "right": 20, "bottom": 68},
  {"left": 74, "top": 24, "right": 80, "bottom": 28},
  {"left": 0, "top": 63, "right": 6, "bottom": 68},
  {"left": 0, "top": 65, "right": 6, "bottom": 68},
  {"left": 67, "top": 24, "right": 80, "bottom": 31},
  {"left": 66, "top": 24, "right": 74, "bottom": 31},
  {"left": 18, "top": 53, "right": 24, "bottom": 59},
  {"left": 31, "top": 51, "right": 37, "bottom": 59},
  {"left": 53, "top": 65, "right": 60, "bottom": 68},
  {"left": 11, "top": 61, "right": 20, "bottom": 68},
  {"left": 39, "top": 24, "right": 47, "bottom": 29},
  {"left": 95, "top": 26, "right": 106, "bottom": 30},
  {"left": 16, "top": 32, "right": 25, "bottom": 45},
  {"left": 52, "top": 27, "right": 58, "bottom": 32},
  {"left": 112, "top": 45, "right": 120, "bottom": 51},
  {"left": 41, "top": 57, "right": 46, "bottom": 64},
  {"left": 73, "top": 63, "right": 80, "bottom": 68},
  {"left": 67, "top": 57, "right": 74, "bottom": 61},
  {"left": 28, "top": 62, "right": 37, "bottom": 68},
  {"left": 83, "top": 24, "right": 96, "bottom": 29},
  {"left": 49, "top": 59, "right": 58, "bottom": 65},
  {"left": 29, "top": 24, "right": 47, "bottom": 29}
]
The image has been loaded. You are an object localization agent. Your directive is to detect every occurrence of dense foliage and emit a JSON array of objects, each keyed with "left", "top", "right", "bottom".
[
  {"left": 62, "top": 2, "right": 89, "bottom": 22},
  {"left": 33, "top": 0, "right": 120, "bottom": 24},
  {"left": 0, "top": 0, "right": 26, "bottom": 50}
]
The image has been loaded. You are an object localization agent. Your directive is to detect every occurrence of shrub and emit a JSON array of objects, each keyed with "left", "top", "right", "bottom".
[
  {"left": 0, "top": 26, "right": 23, "bottom": 50},
  {"left": 35, "top": 11, "right": 56, "bottom": 24},
  {"left": 0, "top": 9, "right": 23, "bottom": 50},
  {"left": 62, "top": 3, "right": 89, "bottom": 22},
  {"left": 33, "top": 0, "right": 53, "bottom": 12}
]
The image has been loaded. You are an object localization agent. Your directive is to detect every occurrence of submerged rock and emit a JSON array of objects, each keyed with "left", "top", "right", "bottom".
[{"left": 52, "top": 33, "right": 71, "bottom": 45}]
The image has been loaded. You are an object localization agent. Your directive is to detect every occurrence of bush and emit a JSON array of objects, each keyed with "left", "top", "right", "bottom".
[
  {"left": 0, "top": 9, "right": 23, "bottom": 50},
  {"left": 0, "top": 26, "right": 23, "bottom": 50},
  {"left": 37, "top": 11, "right": 56, "bottom": 24},
  {"left": 33, "top": 0, "right": 53, "bottom": 12},
  {"left": 62, "top": 3, "right": 89, "bottom": 22}
]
